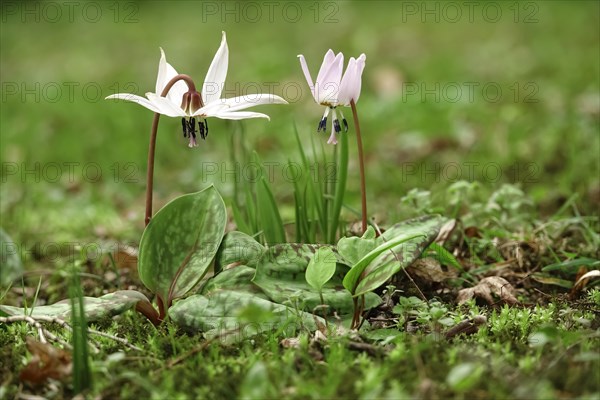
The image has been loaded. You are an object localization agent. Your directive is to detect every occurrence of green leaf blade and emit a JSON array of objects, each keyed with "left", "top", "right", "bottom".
[
  {"left": 343, "top": 215, "right": 447, "bottom": 296},
  {"left": 138, "top": 186, "right": 227, "bottom": 303},
  {"left": 256, "top": 177, "right": 286, "bottom": 244},
  {"left": 305, "top": 247, "right": 337, "bottom": 292},
  {"left": 253, "top": 243, "right": 380, "bottom": 315}
]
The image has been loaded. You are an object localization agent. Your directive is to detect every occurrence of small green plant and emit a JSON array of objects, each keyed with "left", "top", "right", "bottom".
[
  {"left": 587, "top": 288, "right": 600, "bottom": 306},
  {"left": 305, "top": 246, "right": 337, "bottom": 316}
]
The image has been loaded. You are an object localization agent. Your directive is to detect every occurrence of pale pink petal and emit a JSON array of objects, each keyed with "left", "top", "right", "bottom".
[
  {"left": 297, "top": 54, "right": 316, "bottom": 101},
  {"left": 316, "top": 52, "right": 343, "bottom": 105},
  {"left": 338, "top": 57, "right": 357, "bottom": 105},
  {"left": 339, "top": 53, "right": 366, "bottom": 105},
  {"left": 316, "top": 49, "right": 336, "bottom": 84},
  {"left": 353, "top": 53, "right": 366, "bottom": 103}
]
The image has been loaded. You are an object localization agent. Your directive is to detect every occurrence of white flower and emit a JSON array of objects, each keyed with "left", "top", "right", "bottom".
[
  {"left": 106, "top": 32, "right": 287, "bottom": 147},
  {"left": 298, "top": 50, "right": 366, "bottom": 144}
]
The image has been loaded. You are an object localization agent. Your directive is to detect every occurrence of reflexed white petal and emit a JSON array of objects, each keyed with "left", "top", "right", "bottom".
[
  {"left": 297, "top": 54, "right": 316, "bottom": 101},
  {"left": 146, "top": 93, "right": 186, "bottom": 117},
  {"left": 316, "top": 49, "right": 336, "bottom": 85},
  {"left": 105, "top": 93, "right": 161, "bottom": 113},
  {"left": 202, "top": 31, "right": 229, "bottom": 105},
  {"left": 317, "top": 52, "right": 343, "bottom": 105},
  {"left": 209, "top": 94, "right": 288, "bottom": 112},
  {"left": 208, "top": 110, "right": 270, "bottom": 120},
  {"left": 195, "top": 94, "right": 287, "bottom": 116},
  {"left": 155, "top": 48, "right": 169, "bottom": 94},
  {"left": 156, "top": 48, "right": 187, "bottom": 105},
  {"left": 165, "top": 64, "right": 188, "bottom": 105},
  {"left": 191, "top": 101, "right": 228, "bottom": 117}
]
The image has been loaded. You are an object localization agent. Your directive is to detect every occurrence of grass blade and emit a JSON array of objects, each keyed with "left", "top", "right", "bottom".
[{"left": 256, "top": 176, "right": 286, "bottom": 244}]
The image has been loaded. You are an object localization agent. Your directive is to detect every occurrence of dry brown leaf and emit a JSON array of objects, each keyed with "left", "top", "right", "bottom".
[
  {"left": 112, "top": 244, "right": 138, "bottom": 270},
  {"left": 19, "top": 336, "right": 72, "bottom": 385},
  {"left": 457, "top": 277, "right": 519, "bottom": 305},
  {"left": 280, "top": 337, "right": 301, "bottom": 349},
  {"left": 408, "top": 258, "right": 458, "bottom": 283},
  {"left": 435, "top": 219, "right": 457, "bottom": 245},
  {"left": 570, "top": 270, "right": 600, "bottom": 298},
  {"left": 445, "top": 315, "right": 487, "bottom": 340},
  {"left": 464, "top": 226, "right": 481, "bottom": 238}
]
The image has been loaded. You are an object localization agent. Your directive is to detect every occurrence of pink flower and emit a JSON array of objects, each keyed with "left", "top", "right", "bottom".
[{"left": 298, "top": 50, "right": 366, "bottom": 144}]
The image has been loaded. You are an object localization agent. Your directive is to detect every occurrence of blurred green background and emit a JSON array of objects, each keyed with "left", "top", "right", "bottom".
[{"left": 1, "top": 0, "right": 598, "bottom": 243}]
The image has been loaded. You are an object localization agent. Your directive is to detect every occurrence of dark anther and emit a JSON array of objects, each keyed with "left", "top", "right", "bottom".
[
  {"left": 181, "top": 118, "right": 188, "bottom": 137},
  {"left": 342, "top": 118, "right": 348, "bottom": 132},
  {"left": 199, "top": 119, "right": 205, "bottom": 140},
  {"left": 197, "top": 119, "right": 208, "bottom": 140},
  {"left": 333, "top": 119, "right": 341, "bottom": 133},
  {"left": 318, "top": 117, "right": 327, "bottom": 132}
]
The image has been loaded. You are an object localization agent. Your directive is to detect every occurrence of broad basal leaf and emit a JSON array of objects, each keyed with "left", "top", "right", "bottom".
[
  {"left": 215, "top": 231, "right": 265, "bottom": 271},
  {"left": 0, "top": 290, "right": 151, "bottom": 321},
  {"left": 253, "top": 243, "right": 380, "bottom": 314},
  {"left": 336, "top": 226, "right": 378, "bottom": 265},
  {"left": 138, "top": 186, "right": 227, "bottom": 304},
  {"left": 343, "top": 215, "right": 447, "bottom": 297},
  {"left": 200, "top": 265, "right": 267, "bottom": 298},
  {"left": 169, "top": 291, "right": 322, "bottom": 339}
]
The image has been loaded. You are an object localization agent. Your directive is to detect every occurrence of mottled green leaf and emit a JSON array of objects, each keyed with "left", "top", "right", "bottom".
[
  {"left": 200, "top": 265, "right": 267, "bottom": 298},
  {"left": 169, "top": 291, "right": 322, "bottom": 338},
  {"left": 531, "top": 273, "right": 574, "bottom": 288},
  {"left": 305, "top": 247, "right": 337, "bottom": 292},
  {"left": 0, "top": 228, "right": 23, "bottom": 286},
  {"left": 215, "top": 231, "right": 265, "bottom": 271},
  {"left": 344, "top": 215, "right": 446, "bottom": 296},
  {"left": 138, "top": 186, "right": 227, "bottom": 304},
  {"left": 253, "top": 243, "right": 380, "bottom": 314},
  {"left": 336, "top": 226, "right": 378, "bottom": 265},
  {"left": 0, "top": 290, "right": 151, "bottom": 321}
]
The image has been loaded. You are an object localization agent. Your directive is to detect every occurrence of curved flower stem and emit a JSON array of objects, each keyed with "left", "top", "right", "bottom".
[
  {"left": 329, "top": 131, "right": 348, "bottom": 243},
  {"left": 350, "top": 99, "right": 368, "bottom": 234},
  {"left": 144, "top": 74, "right": 198, "bottom": 226}
]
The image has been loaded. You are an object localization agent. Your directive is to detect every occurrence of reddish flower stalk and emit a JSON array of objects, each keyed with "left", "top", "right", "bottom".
[{"left": 145, "top": 74, "right": 197, "bottom": 226}]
